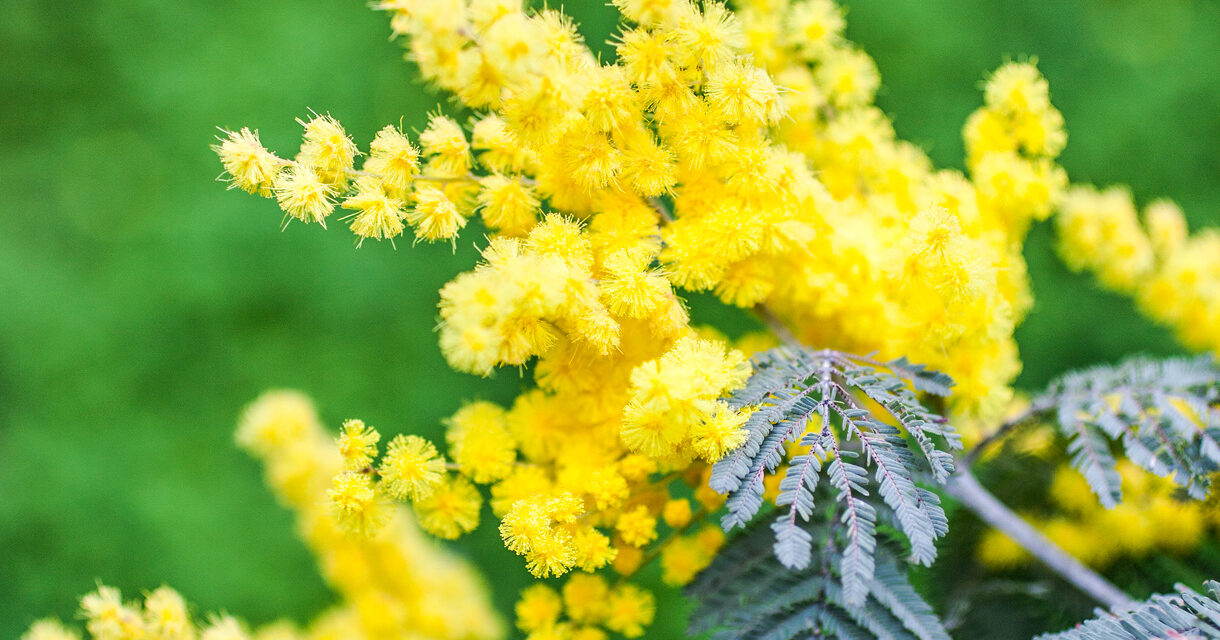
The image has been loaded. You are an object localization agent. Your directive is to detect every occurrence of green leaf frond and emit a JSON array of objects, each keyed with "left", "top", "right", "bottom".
[
  {"left": 687, "top": 503, "right": 951, "bottom": 640},
  {"left": 709, "top": 347, "right": 961, "bottom": 607},
  {"left": 1035, "top": 581, "right": 1220, "bottom": 639},
  {"left": 1034, "top": 355, "right": 1220, "bottom": 506}
]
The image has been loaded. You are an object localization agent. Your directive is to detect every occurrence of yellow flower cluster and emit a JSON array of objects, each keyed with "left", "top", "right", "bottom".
[
  {"left": 317, "top": 326, "right": 745, "bottom": 575},
  {"left": 206, "top": 0, "right": 1220, "bottom": 635},
  {"left": 21, "top": 393, "right": 502, "bottom": 640},
  {"left": 22, "top": 584, "right": 227, "bottom": 640},
  {"left": 213, "top": 111, "right": 486, "bottom": 245},
  {"left": 978, "top": 461, "right": 1212, "bottom": 571},
  {"left": 515, "top": 578, "right": 656, "bottom": 640},
  {"left": 1058, "top": 186, "right": 1220, "bottom": 355},
  {"left": 234, "top": 391, "right": 501, "bottom": 640},
  {"left": 215, "top": 0, "right": 1079, "bottom": 419},
  {"left": 208, "top": 0, "right": 1070, "bottom": 633}
]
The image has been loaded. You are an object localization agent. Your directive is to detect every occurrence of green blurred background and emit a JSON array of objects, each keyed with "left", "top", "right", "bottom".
[{"left": 1, "top": 0, "right": 1218, "bottom": 637}]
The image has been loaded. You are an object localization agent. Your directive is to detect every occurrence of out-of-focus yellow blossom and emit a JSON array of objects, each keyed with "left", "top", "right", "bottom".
[
  {"left": 143, "top": 586, "right": 194, "bottom": 640},
  {"left": 663, "top": 498, "right": 693, "bottom": 528},
  {"left": 660, "top": 533, "right": 716, "bottom": 586},
  {"left": 604, "top": 584, "right": 655, "bottom": 638},
  {"left": 515, "top": 584, "right": 562, "bottom": 633},
  {"left": 31, "top": 570, "right": 497, "bottom": 640},
  {"left": 1058, "top": 184, "right": 1220, "bottom": 356},
  {"left": 977, "top": 528, "right": 1028, "bottom": 570},
  {"left": 235, "top": 391, "right": 502, "bottom": 640},
  {"left": 414, "top": 474, "right": 482, "bottom": 539},
  {"left": 198, "top": 615, "right": 247, "bottom": 640},
  {"left": 563, "top": 574, "right": 610, "bottom": 625},
  {"left": 21, "top": 619, "right": 81, "bottom": 640},
  {"left": 613, "top": 542, "right": 645, "bottom": 576},
  {"left": 979, "top": 461, "right": 1212, "bottom": 572},
  {"left": 81, "top": 585, "right": 146, "bottom": 640}
]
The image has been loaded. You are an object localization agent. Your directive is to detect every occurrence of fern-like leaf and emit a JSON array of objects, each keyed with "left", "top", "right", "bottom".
[
  {"left": 1035, "top": 581, "right": 1220, "bottom": 639},
  {"left": 687, "top": 507, "right": 951, "bottom": 640},
  {"left": 1034, "top": 355, "right": 1220, "bottom": 506},
  {"left": 710, "top": 347, "right": 960, "bottom": 588}
]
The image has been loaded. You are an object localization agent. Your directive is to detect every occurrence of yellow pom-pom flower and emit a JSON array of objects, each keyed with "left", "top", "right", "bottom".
[
  {"left": 273, "top": 162, "right": 336, "bottom": 227},
  {"left": 615, "top": 505, "right": 657, "bottom": 548},
  {"left": 297, "top": 113, "right": 358, "bottom": 184},
  {"left": 408, "top": 184, "right": 467, "bottom": 241},
  {"left": 413, "top": 474, "right": 482, "bottom": 539},
  {"left": 214, "top": 127, "right": 284, "bottom": 196},
  {"left": 379, "top": 434, "right": 446, "bottom": 501},
  {"left": 477, "top": 175, "right": 540, "bottom": 236},
  {"left": 604, "top": 584, "right": 655, "bottom": 638},
  {"left": 515, "top": 584, "right": 562, "bottom": 633},
  {"left": 336, "top": 418, "right": 380, "bottom": 470},
  {"left": 328, "top": 470, "right": 386, "bottom": 536},
  {"left": 446, "top": 401, "right": 517, "bottom": 484},
  {"left": 342, "top": 178, "right": 406, "bottom": 245},
  {"left": 419, "top": 114, "right": 471, "bottom": 177}
]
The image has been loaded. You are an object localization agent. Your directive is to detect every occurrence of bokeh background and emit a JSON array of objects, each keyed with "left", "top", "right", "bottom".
[{"left": 2, "top": 0, "right": 1219, "bottom": 637}]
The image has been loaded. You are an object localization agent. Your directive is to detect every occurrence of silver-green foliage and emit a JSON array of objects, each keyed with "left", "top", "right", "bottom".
[
  {"left": 1036, "top": 355, "right": 1220, "bottom": 507},
  {"left": 1036, "top": 581, "right": 1220, "bottom": 639},
  {"left": 709, "top": 347, "right": 961, "bottom": 607},
  {"left": 687, "top": 507, "right": 951, "bottom": 640}
]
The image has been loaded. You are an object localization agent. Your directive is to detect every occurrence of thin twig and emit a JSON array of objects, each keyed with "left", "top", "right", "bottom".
[
  {"left": 649, "top": 196, "right": 674, "bottom": 223},
  {"left": 752, "top": 304, "right": 799, "bottom": 347},
  {"left": 961, "top": 398, "right": 1054, "bottom": 467},
  {"left": 945, "top": 468, "right": 1134, "bottom": 609}
]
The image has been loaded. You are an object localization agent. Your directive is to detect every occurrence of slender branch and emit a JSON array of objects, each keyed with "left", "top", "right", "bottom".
[
  {"left": 649, "top": 196, "right": 674, "bottom": 223},
  {"left": 945, "top": 468, "right": 1134, "bottom": 609},
  {"left": 753, "top": 304, "right": 799, "bottom": 347}
]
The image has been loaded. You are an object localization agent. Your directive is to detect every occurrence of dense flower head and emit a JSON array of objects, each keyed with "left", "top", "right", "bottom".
[
  {"left": 446, "top": 401, "right": 517, "bottom": 483},
  {"left": 213, "top": 127, "right": 284, "bottom": 197},
  {"left": 342, "top": 178, "right": 407, "bottom": 245},
  {"left": 337, "top": 419, "right": 381, "bottom": 470},
  {"left": 414, "top": 473, "right": 483, "bottom": 539},
  {"left": 380, "top": 433, "right": 446, "bottom": 501}
]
